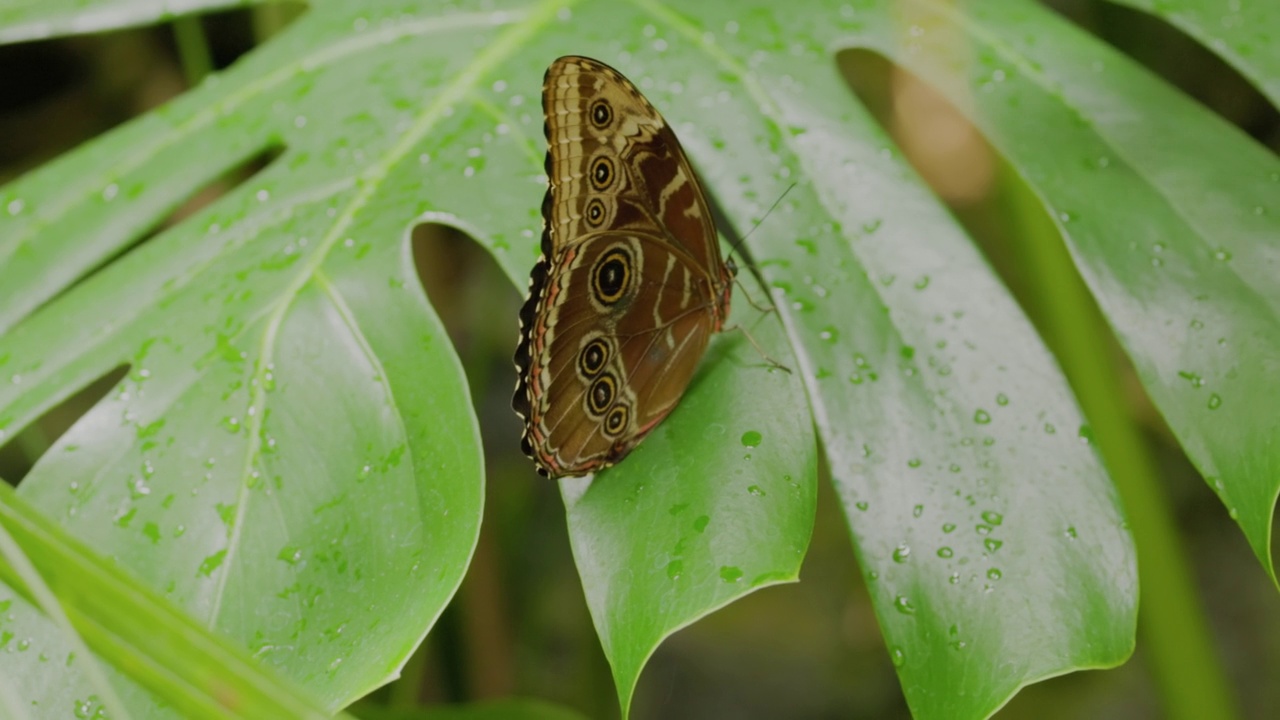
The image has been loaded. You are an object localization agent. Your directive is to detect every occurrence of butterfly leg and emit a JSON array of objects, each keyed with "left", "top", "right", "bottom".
[
  {"left": 734, "top": 277, "right": 779, "bottom": 317},
  {"left": 722, "top": 323, "right": 792, "bottom": 374}
]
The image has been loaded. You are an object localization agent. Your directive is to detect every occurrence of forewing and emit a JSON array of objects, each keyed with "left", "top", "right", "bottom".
[{"left": 542, "top": 55, "right": 722, "bottom": 272}]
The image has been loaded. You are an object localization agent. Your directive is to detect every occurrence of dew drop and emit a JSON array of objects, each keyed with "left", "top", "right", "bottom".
[
  {"left": 894, "top": 595, "right": 916, "bottom": 615},
  {"left": 1077, "top": 425, "right": 1095, "bottom": 445},
  {"left": 892, "top": 544, "right": 911, "bottom": 563},
  {"left": 937, "top": 546, "right": 954, "bottom": 558},
  {"left": 740, "top": 430, "right": 762, "bottom": 448},
  {"left": 973, "top": 409, "right": 991, "bottom": 425},
  {"left": 1177, "top": 370, "right": 1205, "bottom": 388}
]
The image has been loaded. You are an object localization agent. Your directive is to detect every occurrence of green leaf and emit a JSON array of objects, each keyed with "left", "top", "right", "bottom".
[
  {"left": 589, "top": 0, "right": 1138, "bottom": 717},
  {"left": 0, "top": 0, "right": 251, "bottom": 44},
  {"left": 844, "top": 0, "right": 1280, "bottom": 579},
  {"left": 563, "top": 317, "right": 816, "bottom": 715},
  {"left": 1108, "top": 0, "right": 1280, "bottom": 104},
  {"left": 27, "top": 0, "right": 1280, "bottom": 717},
  {"left": 0, "top": 0, "right": 528, "bottom": 713},
  {"left": 0, "top": 0, "right": 816, "bottom": 715}
]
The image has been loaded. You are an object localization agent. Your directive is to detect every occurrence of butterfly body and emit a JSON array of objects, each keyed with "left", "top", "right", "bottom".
[{"left": 514, "top": 56, "right": 733, "bottom": 478}]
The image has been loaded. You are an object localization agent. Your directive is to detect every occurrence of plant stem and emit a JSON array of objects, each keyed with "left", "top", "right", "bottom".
[{"left": 171, "top": 15, "right": 213, "bottom": 88}]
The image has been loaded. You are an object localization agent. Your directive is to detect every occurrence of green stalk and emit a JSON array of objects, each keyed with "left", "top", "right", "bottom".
[
  {"left": 171, "top": 16, "right": 214, "bottom": 87},
  {"left": 1003, "top": 166, "right": 1238, "bottom": 720},
  {"left": 0, "top": 482, "right": 338, "bottom": 720},
  {"left": 252, "top": 4, "right": 305, "bottom": 44}
]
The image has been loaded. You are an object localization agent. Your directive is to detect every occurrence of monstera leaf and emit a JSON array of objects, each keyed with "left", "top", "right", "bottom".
[{"left": 1, "top": 0, "right": 1275, "bottom": 718}]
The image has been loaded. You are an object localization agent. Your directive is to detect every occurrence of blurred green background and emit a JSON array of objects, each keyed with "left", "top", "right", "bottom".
[{"left": 1, "top": 1, "right": 1276, "bottom": 718}]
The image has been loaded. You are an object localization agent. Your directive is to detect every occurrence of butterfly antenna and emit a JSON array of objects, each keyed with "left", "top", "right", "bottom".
[{"left": 725, "top": 182, "right": 797, "bottom": 264}]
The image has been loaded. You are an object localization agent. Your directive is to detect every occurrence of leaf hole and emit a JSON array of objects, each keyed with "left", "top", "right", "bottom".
[
  {"left": 0, "top": 365, "right": 128, "bottom": 486},
  {"left": 1047, "top": 2, "right": 1278, "bottom": 153},
  {"left": 411, "top": 222, "right": 525, "bottom": 466},
  {"left": 0, "top": 5, "right": 306, "bottom": 179}
]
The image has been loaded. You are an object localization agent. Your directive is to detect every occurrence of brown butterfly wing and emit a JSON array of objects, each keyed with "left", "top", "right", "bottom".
[{"left": 513, "top": 56, "right": 732, "bottom": 478}]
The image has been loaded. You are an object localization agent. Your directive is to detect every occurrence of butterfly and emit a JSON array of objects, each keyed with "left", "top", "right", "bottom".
[{"left": 512, "top": 56, "right": 737, "bottom": 479}]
